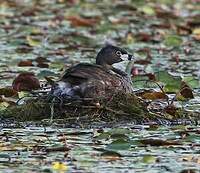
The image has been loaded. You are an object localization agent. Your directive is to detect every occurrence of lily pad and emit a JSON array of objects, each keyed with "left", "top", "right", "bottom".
[
  {"left": 164, "top": 35, "right": 183, "bottom": 47},
  {"left": 155, "top": 71, "right": 182, "bottom": 93},
  {"left": 106, "top": 139, "right": 131, "bottom": 150}
]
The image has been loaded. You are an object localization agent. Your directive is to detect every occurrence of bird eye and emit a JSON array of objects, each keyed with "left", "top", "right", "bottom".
[{"left": 116, "top": 51, "right": 122, "bottom": 56}]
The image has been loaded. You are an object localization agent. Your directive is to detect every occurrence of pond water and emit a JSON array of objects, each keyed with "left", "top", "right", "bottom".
[
  {"left": 0, "top": 0, "right": 200, "bottom": 172},
  {"left": 1, "top": 125, "right": 200, "bottom": 173}
]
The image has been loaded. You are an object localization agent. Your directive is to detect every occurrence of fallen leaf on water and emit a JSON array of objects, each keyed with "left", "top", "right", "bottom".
[
  {"left": 179, "top": 81, "right": 194, "bottom": 99},
  {"left": 181, "top": 155, "right": 200, "bottom": 164},
  {"left": 192, "top": 28, "right": 200, "bottom": 41},
  {"left": 37, "top": 62, "right": 49, "bottom": 68},
  {"left": 26, "top": 35, "right": 41, "bottom": 47},
  {"left": 18, "top": 60, "right": 33, "bottom": 67},
  {"left": 66, "top": 16, "right": 98, "bottom": 27},
  {"left": 101, "top": 150, "right": 122, "bottom": 161},
  {"left": 142, "top": 91, "right": 167, "bottom": 100},
  {"left": 155, "top": 7, "right": 177, "bottom": 19},
  {"left": 134, "top": 59, "right": 151, "bottom": 65},
  {"left": 12, "top": 72, "right": 40, "bottom": 91},
  {"left": 52, "top": 162, "right": 68, "bottom": 173},
  {"left": 176, "top": 25, "right": 191, "bottom": 36},
  {"left": 136, "top": 32, "right": 152, "bottom": 42},
  {"left": 140, "top": 138, "right": 180, "bottom": 146},
  {"left": 179, "top": 169, "right": 197, "bottom": 173},
  {"left": 192, "top": 28, "right": 200, "bottom": 35},
  {"left": 0, "top": 102, "right": 9, "bottom": 111}
]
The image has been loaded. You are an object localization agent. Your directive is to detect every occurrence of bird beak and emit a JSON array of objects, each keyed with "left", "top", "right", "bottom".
[
  {"left": 120, "top": 53, "right": 134, "bottom": 61},
  {"left": 128, "top": 54, "right": 134, "bottom": 61}
]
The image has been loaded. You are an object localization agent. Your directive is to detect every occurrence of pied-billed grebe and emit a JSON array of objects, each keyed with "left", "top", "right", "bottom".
[{"left": 50, "top": 45, "right": 134, "bottom": 99}]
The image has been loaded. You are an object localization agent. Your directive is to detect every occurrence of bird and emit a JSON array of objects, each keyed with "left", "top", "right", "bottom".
[{"left": 50, "top": 45, "right": 134, "bottom": 100}]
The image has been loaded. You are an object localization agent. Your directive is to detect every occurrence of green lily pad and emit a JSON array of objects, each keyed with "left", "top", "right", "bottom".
[
  {"left": 140, "top": 6, "right": 155, "bottom": 15},
  {"left": 164, "top": 35, "right": 183, "bottom": 47},
  {"left": 183, "top": 76, "right": 199, "bottom": 89},
  {"left": 142, "top": 155, "right": 157, "bottom": 164},
  {"left": 156, "top": 71, "right": 182, "bottom": 93},
  {"left": 106, "top": 139, "right": 131, "bottom": 150},
  {"left": 108, "top": 128, "right": 131, "bottom": 135}
]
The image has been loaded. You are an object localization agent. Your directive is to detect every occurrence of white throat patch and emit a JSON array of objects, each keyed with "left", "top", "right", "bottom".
[{"left": 112, "top": 60, "right": 128, "bottom": 72}]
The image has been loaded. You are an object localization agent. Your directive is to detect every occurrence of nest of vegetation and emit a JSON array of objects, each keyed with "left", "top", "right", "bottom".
[
  {"left": 0, "top": 92, "right": 158, "bottom": 126},
  {"left": 0, "top": 91, "right": 196, "bottom": 127}
]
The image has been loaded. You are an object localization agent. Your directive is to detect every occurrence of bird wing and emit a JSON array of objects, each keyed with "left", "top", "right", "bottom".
[{"left": 61, "top": 63, "right": 108, "bottom": 80}]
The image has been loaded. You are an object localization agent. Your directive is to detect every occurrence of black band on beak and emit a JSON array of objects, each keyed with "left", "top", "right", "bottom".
[{"left": 128, "top": 54, "right": 133, "bottom": 60}]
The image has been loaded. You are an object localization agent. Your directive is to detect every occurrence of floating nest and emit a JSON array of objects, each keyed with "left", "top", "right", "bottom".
[
  {"left": 0, "top": 91, "right": 196, "bottom": 127},
  {"left": 0, "top": 91, "right": 155, "bottom": 126}
]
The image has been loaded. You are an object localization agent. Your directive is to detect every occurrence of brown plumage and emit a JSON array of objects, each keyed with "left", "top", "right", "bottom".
[{"left": 50, "top": 45, "right": 134, "bottom": 99}]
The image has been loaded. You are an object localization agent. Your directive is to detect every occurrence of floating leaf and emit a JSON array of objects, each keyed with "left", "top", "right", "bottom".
[
  {"left": 101, "top": 150, "right": 122, "bottom": 160},
  {"left": 0, "top": 102, "right": 9, "bottom": 111},
  {"left": 142, "top": 91, "right": 167, "bottom": 100},
  {"left": 183, "top": 76, "right": 199, "bottom": 89},
  {"left": 66, "top": 16, "right": 98, "bottom": 27},
  {"left": 37, "top": 70, "right": 58, "bottom": 78},
  {"left": 142, "top": 155, "right": 157, "bottom": 164},
  {"left": 132, "top": 75, "right": 152, "bottom": 88},
  {"left": 192, "top": 28, "right": 200, "bottom": 35},
  {"left": 179, "top": 81, "right": 194, "bottom": 99},
  {"left": 18, "top": 60, "right": 33, "bottom": 67},
  {"left": 26, "top": 35, "right": 41, "bottom": 47},
  {"left": 179, "top": 169, "right": 197, "bottom": 173},
  {"left": 12, "top": 72, "right": 40, "bottom": 91},
  {"left": 52, "top": 162, "right": 68, "bottom": 172},
  {"left": 94, "top": 132, "right": 110, "bottom": 140},
  {"left": 108, "top": 128, "right": 131, "bottom": 135},
  {"left": 140, "top": 138, "right": 180, "bottom": 146},
  {"left": 141, "top": 6, "right": 155, "bottom": 15},
  {"left": 107, "top": 139, "right": 131, "bottom": 150},
  {"left": 156, "top": 71, "right": 182, "bottom": 93},
  {"left": 164, "top": 35, "right": 183, "bottom": 47}
]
